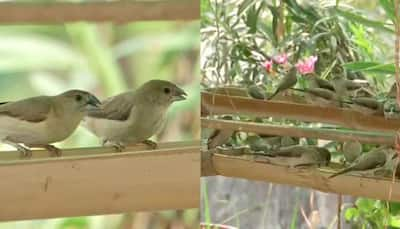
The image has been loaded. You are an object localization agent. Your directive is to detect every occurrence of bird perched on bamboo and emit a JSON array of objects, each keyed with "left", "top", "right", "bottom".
[
  {"left": 207, "top": 115, "right": 235, "bottom": 149},
  {"left": 268, "top": 67, "right": 297, "bottom": 100},
  {"left": 332, "top": 76, "right": 363, "bottom": 92},
  {"left": 329, "top": 147, "right": 387, "bottom": 178},
  {"left": 291, "top": 87, "right": 341, "bottom": 107},
  {"left": 280, "top": 136, "right": 298, "bottom": 147},
  {"left": 0, "top": 90, "right": 101, "bottom": 157},
  {"left": 247, "top": 84, "right": 266, "bottom": 100},
  {"left": 246, "top": 135, "right": 274, "bottom": 153},
  {"left": 82, "top": 80, "right": 187, "bottom": 151},
  {"left": 384, "top": 82, "right": 400, "bottom": 119},
  {"left": 305, "top": 75, "right": 335, "bottom": 92},
  {"left": 266, "top": 145, "right": 331, "bottom": 167},
  {"left": 342, "top": 141, "right": 362, "bottom": 164},
  {"left": 344, "top": 97, "right": 384, "bottom": 116}
]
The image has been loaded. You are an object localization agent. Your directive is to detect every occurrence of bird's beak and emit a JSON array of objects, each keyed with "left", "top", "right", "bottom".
[
  {"left": 172, "top": 87, "right": 187, "bottom": 102},
  {"left": 86, "top": 95, "right": 102, "bottom": 108}
]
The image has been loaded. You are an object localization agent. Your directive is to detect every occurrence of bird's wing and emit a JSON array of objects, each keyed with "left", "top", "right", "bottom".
[
  {"left": 87, "top": 92, "right": 136, "bottom": 121},
  {"left": 0, "top": 96, "right": 52, "bottom": 122}
]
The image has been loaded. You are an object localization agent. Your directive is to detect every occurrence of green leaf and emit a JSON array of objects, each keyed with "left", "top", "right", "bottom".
[
  {"left": 343, "top": 62, "right": 395, "bottom": 74},
  {"left": 335, "top": 8, "right": 394, "bottom": 34},
  {"left": 237, "top": 0, "right": 257, "bottom": 17},
  {"left": 59, "top": 217, "right": 89, "bottom": 229},
  {"left": 390, "top": 202, "right": 400, "bottom": 215},
  {"left": 356, "top": 198, "right": 376, "bottom": 212},
  {"left": 345, "top": 208, "right": 359, "bottom": 221},
  {"left": 390, "top": 216, "right": 400, "bottom": 227},
  {"left": 379, "top": 0, "right": 395, "bottom": 23}
]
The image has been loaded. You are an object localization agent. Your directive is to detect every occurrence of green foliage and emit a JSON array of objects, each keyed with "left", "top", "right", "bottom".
[
  {"left": 343, "top": 198, "right": 400, "bottom": 228},
  {"left": 59, "top": 217, "right": 89, "bottom": 229}
]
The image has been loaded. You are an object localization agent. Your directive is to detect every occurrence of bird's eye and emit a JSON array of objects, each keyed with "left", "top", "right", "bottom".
[
  {"left": 164, "top": 87, "right": 171, "bottom": 94},
  {"left": 75, "top": 94, "right": 82, "bottom": 102}
]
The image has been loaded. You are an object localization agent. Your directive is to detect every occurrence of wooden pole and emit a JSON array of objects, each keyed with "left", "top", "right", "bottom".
[
  {"left": 201, "top": 118, "right": 395, "bottom": 145},
  {"left": 0, "top": 1, "right": 199, "bottom": 23},
  {"left": 0, "top": 141, "right": 200, "bottom": 221},
  {"left": 202, "top": 92, "right": 400, "bottom": 132},
  {"left": 205, "top": 153, "right": 400, "bottom": 202}
]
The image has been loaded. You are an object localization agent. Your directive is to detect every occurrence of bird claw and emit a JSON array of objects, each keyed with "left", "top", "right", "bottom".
[
  {"left": 19, "top": 147, "right": 32, "bottom": 158},
  {"left": 142, "top": 140, "right": 157, "bottom": 149},
  {"left": 46, "top": 145, "right": 62, "bottom": 157},
  {"left": 102, "top": 140, "right": 125, "bottom": 152},
  {"left": 112, "top": 144, "right": 125, "bottom": 152}
]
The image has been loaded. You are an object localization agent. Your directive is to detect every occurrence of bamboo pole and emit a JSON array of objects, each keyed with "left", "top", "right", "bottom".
[
  {"left": 201, "top": 91, "right": 400, "bottom": 132},
  {"left": 205, "top": 153, "right": 400, "bottom": 202},
  {"left": 0, "top": 141, "right": 199, "bottom": 221},
  {"left": 0, "top": 1, "right": 199, "bottom": 23},
  {"left": 201, "top": 118, "right": 395, "bottom": 145}
]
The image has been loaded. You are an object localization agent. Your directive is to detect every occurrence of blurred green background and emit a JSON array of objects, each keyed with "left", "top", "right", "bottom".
[{"left": 0, "top": 21, "right": 199, "bottom": 229}]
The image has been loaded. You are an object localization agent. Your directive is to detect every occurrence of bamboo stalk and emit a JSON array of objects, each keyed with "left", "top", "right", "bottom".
[
  {"left": 0, "top": 1, "right": 199, "bottom": 23},
  {"left": 202, "top": 92, "right": 400, "bottom": 132},
  {"left": 0, "top": 141, "right": 199, "bottom": 221},
  {"left": 201, "top": 118, "right": 395, "bottom": 145},
  {"left": 206, "top": 153, "right": 400, "bottom": 202}
]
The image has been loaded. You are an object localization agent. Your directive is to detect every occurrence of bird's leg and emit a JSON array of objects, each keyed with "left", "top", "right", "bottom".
[
  {"left": 142, "top": 139, "right": 157, "bottom": 149},
  {"left": 2, "top": 139, "right": 32, "bottom": 158},
  {"left": 26, "top": 144, "right": 62, "bottom": 157},
  {"left": 45, "top": 145, "right": 62, "bottom": 157},
  {"left": 102, "top": 139, "right": 125, "bottom": 152}
]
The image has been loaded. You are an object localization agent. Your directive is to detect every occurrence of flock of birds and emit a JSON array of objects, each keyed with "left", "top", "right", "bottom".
[
  {"left": 0, "top": 80, "right": 187, "bottom": 157},
  {"left": 206, "top": 68, "right": 400, "bottom": 179},
  {"left": 208, "top": 128, "right": 397, "bottom": 179},
  {"left": 246, "top": 66, "right": 400, "bottom": 119}
]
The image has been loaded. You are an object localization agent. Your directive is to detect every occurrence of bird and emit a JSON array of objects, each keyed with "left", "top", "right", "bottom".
[
  {"left": 305, "top": 76, "right": 335, "bottom": 92},
  {"left": 332, "top": 76, "right": 363, "bottom": 92},
  {"left": 246, "top": 135, "right": 273, "bottom": 153},
  {"left": 247, "top": 84, "right": 266, "bottom": 100},
  {"left": 266, "top": 145, "right": 331, "bottom": 167},
  {"left": 329, "top": 147, "right": 387, "bottom": 178},
  {"left": 344, "top": 97, "right": 384, "bottom": 116},
  {"left": 384, "top": 83, "right": 400, "bottom": 119},
  {"left": 280, "top": 136, "right": 298, "bottom": 147},
  {"left": 207, "top": 115, "right": 235, "bottom": 149},
  {"left": 0, "top": 90, "right": 101, "bottom": 157},
  {"left": 268, "top": 67, "right": 297, "bottom": 100},
  {"left": 291, "top": 87, "right": 341, "bottom": 107},
  {"left": 82, "top": 80, "right": 187, "bottom": 151},
  {"left": 342, "top": 141, "right": 362, "bottom": 163}
]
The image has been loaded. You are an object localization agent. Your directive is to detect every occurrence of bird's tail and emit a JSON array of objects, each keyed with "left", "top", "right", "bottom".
[
  {"left": 328, "top": 167, "right": 352, "bottom": 179},
  {"left": 289, "top": 88, "right": 306, "bottom": 93}
]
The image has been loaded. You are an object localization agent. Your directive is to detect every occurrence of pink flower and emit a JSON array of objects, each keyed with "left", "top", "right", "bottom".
[
  {"left": 273, "top": 53, "right": 288, "bottom": 64},
  {"left": 263, "top": 59, "right": 273, "bottom": 73},
  {"left": 295, "top": 56, "right": 318, "bottom": 74}
]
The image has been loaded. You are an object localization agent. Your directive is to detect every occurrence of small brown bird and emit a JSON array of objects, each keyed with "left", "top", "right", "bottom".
[
  {"left": 207, "top": 115, "right": 235, "bottom": 149},
  {"left": 246, "top": 135, "right": 273, "bottom": 153},
  {"left": 329, "top": 147, "right": 387, "bottom": 178},
  {"left": 345, "top": 97, "right": 384, "bottom": 116},
  {"left": 83, "top": 80, "right": 187, "bottom": 151},
  {"left": 333, "top": 77, "right": 363, "bottom": 92},
  {"left": 292, "top": 88, "right": 341, "bottom": 107},
  {"left": 342, "top": 141, "right": 362, "bottom": 163},
  {"left": 0, "top": 90, "right": 101, "bottom": 157},
  {"left": 306, "top": 76, "right": 335, "bottom": 91},
  {"left": 268, "top": 67, "right": 297, "bottom": 100},
  {"left": 247, "top": 85, "right": 266, "bottom": 100},
  {"left": 267, "top": 145, "right": 331, "bottom": 167}
]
